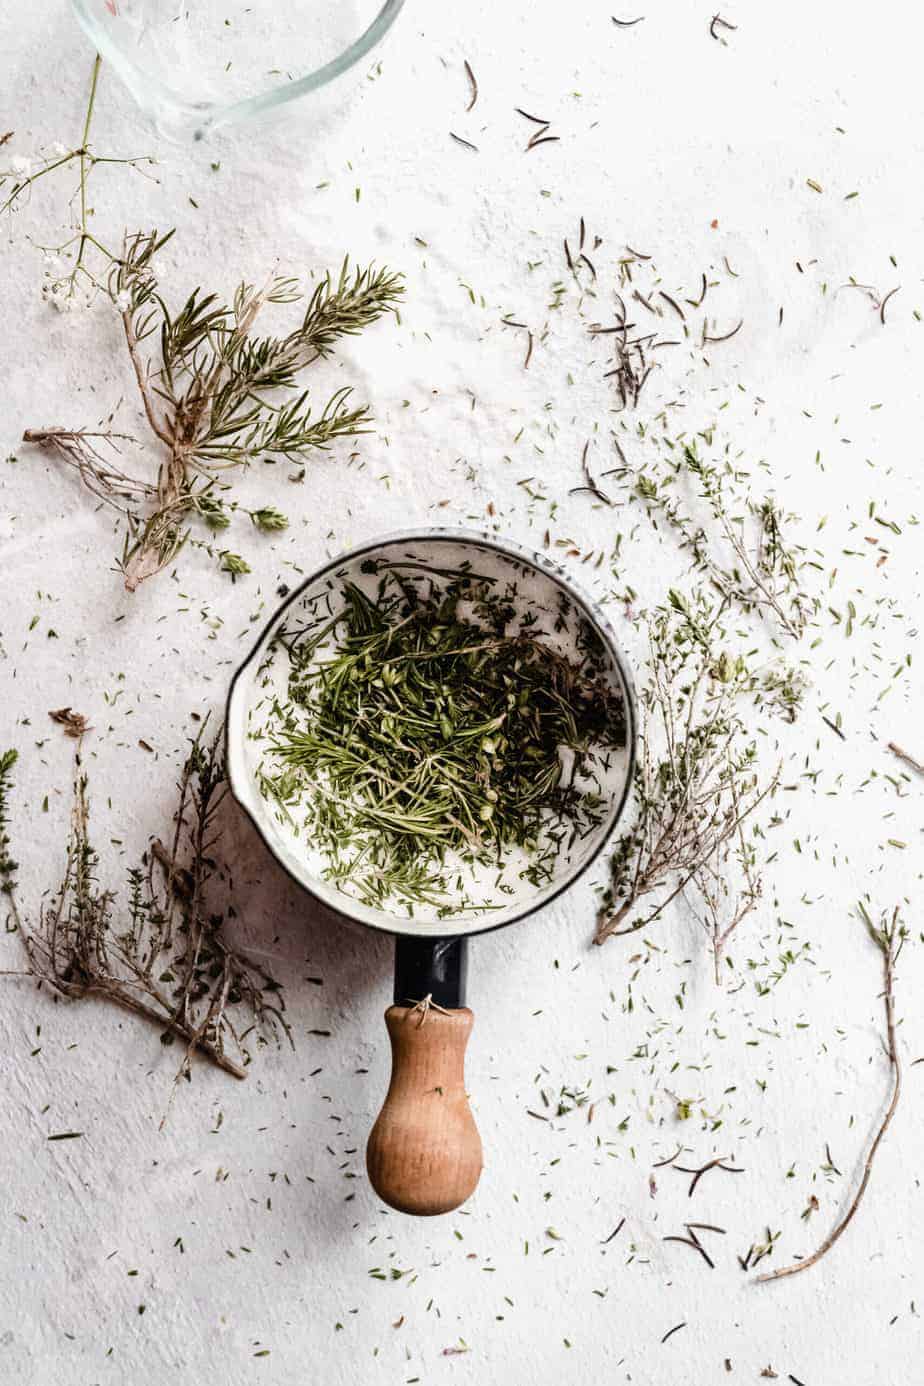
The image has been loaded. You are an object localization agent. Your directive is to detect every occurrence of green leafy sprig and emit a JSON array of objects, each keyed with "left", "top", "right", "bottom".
[
  {"left": 25, "top": 230, "right": 404, "bottom": 590},
  {"left": 619, "top": 435, "right": 813, "bottom": 641}
]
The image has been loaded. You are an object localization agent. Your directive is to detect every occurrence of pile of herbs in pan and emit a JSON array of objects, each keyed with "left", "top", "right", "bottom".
[{"left": 258, "top": 560, "right": 627, "bottom": 915}]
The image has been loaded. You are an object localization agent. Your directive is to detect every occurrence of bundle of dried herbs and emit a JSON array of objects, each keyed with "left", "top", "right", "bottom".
[
  {"left": 259, "top": 563, "right": 627, "bottom": 914},
  {"left": 0, "top": 719, "right": 290, "bottom": 1104},
  {"left": 595, "top": 591, "right": 778, "bottom": 964},
  {"left": 25, "top": 229, "right": 404, "bottom": 590}
]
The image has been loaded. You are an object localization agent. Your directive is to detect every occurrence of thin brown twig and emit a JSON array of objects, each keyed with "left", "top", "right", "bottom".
[
  {"left": 660, "top": 1322, "right": 686, "bottom": 1345},
  {"left": 879, "top": 286, "right": 900, "bottom": 325},
  {"left": 22, "top": 429, "right": 152, "bottom": 513},
  {"left": 121, "top": 307, "right": 173, "bottom": 447},
  {"left": 702, "top": 318, "right": 743, "bottom": 345},
  {"left": 756, "top": 906, "right": 903, "bottom": 1283},
  {"left": 709, "top": 13, "right": 737, "bottom": 39},
  {"left": 692, "top": 773, "right": 769, "bottom": 984},
  {"left": 408, "top": 993, "right": 453, "bottom": 1027},
  {"left": 463, "top": 60, "right": 478, "bottom": 111},
  {"left": 652, "top": 1144, "right": 684, "bottom": 1168},
  {"left": 663, "top": 1233, "right": 714, "bottom": 1269},
  {"left": 887, "top": 741, "right": 924, "bottom": 776},
  {"left": 95, "top": 982, "right": 246, "bottom": 1079}
]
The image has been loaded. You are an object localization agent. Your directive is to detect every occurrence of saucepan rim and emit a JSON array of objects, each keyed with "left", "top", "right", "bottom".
[{"left": 225, "top": 526, "right": 637, "bottom": 941}]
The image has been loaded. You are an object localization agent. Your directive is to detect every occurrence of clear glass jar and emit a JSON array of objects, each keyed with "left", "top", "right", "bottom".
[{"left": 69, "top": 0, "right": 406, "bottom": 141}]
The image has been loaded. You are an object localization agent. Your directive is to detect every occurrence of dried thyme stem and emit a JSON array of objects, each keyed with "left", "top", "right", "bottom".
[
  {"left": 756, "top": 905, "right": 904, "bottom": 1283},
  {"left": 0, "top": 722, "right": 290, "bottom": 1098},
  {"left": 887, "top": 741, "right": 924, "bottom": 777},
  {"left": 596, "top": 596, "right": 778, "bottom": 948}
]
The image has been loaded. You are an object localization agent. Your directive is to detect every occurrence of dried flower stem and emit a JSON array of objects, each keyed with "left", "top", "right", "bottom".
[
  {"left": 756, "top": 905, "right": 904, "bottom": 1283},
  {"left": 0, "top": 53, "right": 156, "bottom": 301}
]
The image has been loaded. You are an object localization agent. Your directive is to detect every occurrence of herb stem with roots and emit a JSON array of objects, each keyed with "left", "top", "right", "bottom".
[
  {"left": 24, "top": 234, "right": 403, "bottom": 591},
  {"left": 1, "top": 892, "right": 247, "bottom": 1078}
]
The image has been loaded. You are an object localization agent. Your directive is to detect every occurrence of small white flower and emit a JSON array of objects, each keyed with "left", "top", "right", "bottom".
[
  {"left": 42, "top": 281, "right": 72, "bottom": 313},
  {"left": 10, "top": 155, "right": 32, "bottom": 177},
  {"left": 114, "top": 289, "right": 132, "bottom": 311},
  {"left": 50, "top": 141, "right": 69, "bottom": 157}
]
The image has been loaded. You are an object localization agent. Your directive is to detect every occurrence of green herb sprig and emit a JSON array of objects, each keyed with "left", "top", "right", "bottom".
[
  {"left": 619, "top": 436, "right": 812, "bottom": 641},
  {"left": 24, "top": 231, "right": 404, "bottom": 590}
]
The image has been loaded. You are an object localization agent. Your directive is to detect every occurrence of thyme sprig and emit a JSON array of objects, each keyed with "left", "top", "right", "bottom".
[
  {"left": 689, "top": 802, "right": 763, "bottom": 986},
  {"left": 0, "top": 750, "right": 18, "bottom": 897},
  {"left": 595, "top": 593, "right": 778, "bottom": 955},
  {"left": 25, "top": 230, "right": 404, "bottom": 589},
  {"left": 619, "top": 436, "right": 812, "bottom": 640},
  {"left": 260, "top": 563, "right": 626, "bottom": 914},
  {"left": 0, "top": 721, "right": 290, "bottom": 1104}
]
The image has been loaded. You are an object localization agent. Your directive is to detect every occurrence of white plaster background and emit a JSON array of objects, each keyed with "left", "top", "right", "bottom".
[{"left": 2, "top": 3, "right": 923, "bottom": 1383}]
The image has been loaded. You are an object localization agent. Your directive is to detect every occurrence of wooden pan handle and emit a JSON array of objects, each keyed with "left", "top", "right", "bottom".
[{"left": 366, "top": 1005, "right": 482, "bottom": 1216}]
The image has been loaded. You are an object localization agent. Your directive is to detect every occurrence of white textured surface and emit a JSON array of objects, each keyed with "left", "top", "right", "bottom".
[{"left": 2, "top": 3, "right": 923, "bottom": 1383}]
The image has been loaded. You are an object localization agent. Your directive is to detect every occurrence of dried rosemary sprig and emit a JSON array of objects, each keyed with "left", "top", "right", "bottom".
[
  {"left": 25, "top": 229, "right": 404, "bottom": 590},
  {"left": 595, "top": 592, "right": 778, "bottom": 952},
  {"left": 0, "top": 720, "right": 290, "bottom": 1102},
  {"left": 260, "top": 562, "right": 626, "bottom": 914}
]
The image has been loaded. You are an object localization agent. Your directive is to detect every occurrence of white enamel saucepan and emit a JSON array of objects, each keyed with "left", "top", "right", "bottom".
[{"left": 226, "top": 529, "right": 636, "bottom": 1215}]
